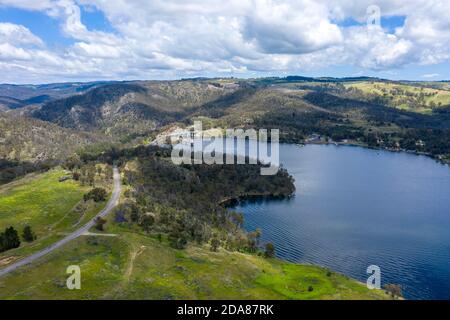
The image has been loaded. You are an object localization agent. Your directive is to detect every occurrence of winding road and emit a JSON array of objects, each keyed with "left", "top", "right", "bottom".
[{"left": 0, "top": 166, "right": 121, "bottom": 278}]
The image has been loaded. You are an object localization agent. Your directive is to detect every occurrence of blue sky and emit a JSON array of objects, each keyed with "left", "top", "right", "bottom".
[
  {"left": 0, "top": 5, "right": 117, "bottom": 49},
  {"left": 0, "top": 7, "right": 74, "bottom": 47},
  {"left": 0, "top": 1, "right": 449, "bottom": 84}
]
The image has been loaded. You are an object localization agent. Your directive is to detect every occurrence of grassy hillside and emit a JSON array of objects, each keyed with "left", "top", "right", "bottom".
[
  {"left": 343, "top": 81, "right": 450, "bottom": 113},
  {"left": 0, "top": 227, "right": 391, "bottom": 300},
  {"left": 0, "top": 169, "right": 91, "bottom": 233},
  {"left": 0, "top": 168, "right": 109, "bottom": 262}
]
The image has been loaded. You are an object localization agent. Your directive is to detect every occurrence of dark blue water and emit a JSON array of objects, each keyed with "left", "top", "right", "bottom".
[{"left": 232, "top": 144, "right": 450, "bottom": 300}]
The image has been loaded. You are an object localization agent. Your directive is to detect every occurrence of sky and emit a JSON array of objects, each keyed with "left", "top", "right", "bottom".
[{"left": 0, "top": 0, "right": 450, "bottom": 84}]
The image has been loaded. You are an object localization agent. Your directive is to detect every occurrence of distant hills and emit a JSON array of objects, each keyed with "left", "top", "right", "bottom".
[
  {"left": 0, "top": 81, "right": 116, "bottom": 111},
  {"left": 0, "top": 77, "right": 449, "bottom": 166}
]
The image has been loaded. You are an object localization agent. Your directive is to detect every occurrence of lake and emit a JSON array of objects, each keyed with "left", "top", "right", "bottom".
[{"left": 231, "top": 144, "right": 450, "bottom": 300}]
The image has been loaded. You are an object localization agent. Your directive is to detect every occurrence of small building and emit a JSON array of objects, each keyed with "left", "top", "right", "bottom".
[{"left": 416, "top": 140, "right": 425, "bottom": 147}]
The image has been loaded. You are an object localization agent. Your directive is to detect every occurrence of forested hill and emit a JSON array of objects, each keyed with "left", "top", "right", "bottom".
[
  {"left": 0, "top": 113, "right": 106, "bottom": 161},
  {"left": 1, "top": 77, "right": 449, "bottom": 171},
  {"left": 30, "top": 80, "right": 240, "bottom": 133},
  {"left": 0, "top": 81, "right": 113, "bottom": 110}
]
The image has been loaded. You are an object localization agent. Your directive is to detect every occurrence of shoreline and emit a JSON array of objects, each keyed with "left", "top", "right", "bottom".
[
  {"left": 223, "top": 193, "right": 397, "bottom": 299},
  {"left": 220, "top": 192, "right": 294, "bottom": 208},
  {"left": 290, "top": 139, "right": 450, "bottom": 166}
]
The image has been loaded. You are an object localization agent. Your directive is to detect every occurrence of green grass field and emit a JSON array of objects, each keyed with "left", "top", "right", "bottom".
[
  {"left": 344, "top": 81, "right": 450, "bottom": 113},
  {"left": 0, "top": 222, "right": 392, "bottom": 300},
  {"left": 0, "top": 170, "right": 88, "bottom": 233},
  {"left": 0, "top": 169, "right": 107, "bottom": 263}
]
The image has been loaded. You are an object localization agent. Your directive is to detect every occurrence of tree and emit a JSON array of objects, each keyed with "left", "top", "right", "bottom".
[
  {"left": 72, "top": 172, "right": 80, "bottom": 181},
  {"left": 22, "top": 225, "right": 36, "bottom": 242},
  {"left": 80, "top": 166, "right": 87, "bottom": 185},
  {"left": 87, "top": 165, "right": 96, "bottom": 187},
  {"left": 129, "top": 203, "right": 141, "bottom": 222},
  {"left": 247, "top": 229, "right": 262, "bottom": 252},
  {"left": 264, "top": 242, "right": 275, "bottom": 258},
  {"left": 64, "top": 154, "right": 81, "bottom": 171},
  {"left": 94, "top": 217, "right": 107, "bottom": 231},
  {"left": 0, "top": 233, "right": 3, "bottom": 252},
  {"left": 140, "top": 215, "right": 155, "bottom": 233},
  {"left": 84, "top": 188, "right": 107, "bottom": 202},
  {"left": 210, "top": 237, "right": 220, "bottom": 252},
  {"left": 193, "top": 222, "right": 209, "bottom": 244},
  {"left": 232, "top": 212, "right": 244, "bottom": 229},
  {"left": 254, "top": 228, "right": 262, "bottom": 246},
  {"left": 169, "top": 231, "right": 189, "bottom": 249},
  {"left": 0, "top": 227, "right": 21, "bottom": 252}
]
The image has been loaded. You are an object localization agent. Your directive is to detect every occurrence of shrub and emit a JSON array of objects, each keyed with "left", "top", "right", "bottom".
[
  {"left": 210, "top": 237, "right": 220, "bottom": 252},
  {"left": 84, "top": 188, "right": 107, "bottom": 202},
  {"left": 384, "top": 284, "right": 403, "bottom": 298},
  {"left": 140, "top": 215, "right": 155, "bottom": 233},
  {"left": 22, "top": 225, "right": 36, "bottom": 242},
  {"left": 0, "top": 227, "right": 21, "bottom": 252},
  {"left": 94, "top": 217, "right": 107, "bottom": 231},
  {"left": 264, "top": 242, "right": 275, "bottom": 258},
  {"left": 169, "top": 231, "right": 189, "bottom": 249}
]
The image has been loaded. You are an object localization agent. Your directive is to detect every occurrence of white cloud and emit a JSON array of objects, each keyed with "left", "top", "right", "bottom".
[
  {"left": 0, "top": 22, "right": 44, "bottom": 46},
  {"left": 0, "top": 43, "right": 32, "bottom": 60},
  {"left": 341, "top": 26, "right": 414, "bottom": 70},
  {"left": 0, "top": 0, "right": 450, "bottom": 82},
  {"left": 72, "top": 42, "right": 123, "bottom": 59},
  {"left": 243, "top": 0, "right": 342, "bottom": 54},
  {"left": 0, "top": 0, "right": 53, "bottom": 11}
]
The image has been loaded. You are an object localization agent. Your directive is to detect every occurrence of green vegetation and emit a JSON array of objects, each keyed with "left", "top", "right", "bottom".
[
  {"left": 84, "top": 188, "right": 108, "bottom": 202},
  {"left": 0, "top": 77, "right": 447, "bottom": 299},
  {"left": 0, "top": 169, "right": 91, "bottom": 235},
  {"left": 241, "top": 82, "right": 450, "bottom": 163},
  {"left": 2, "top": 77, "right": 449, "bottom": 170},
  {"left": 94, "top": 217, "right": 107, "bottom": 231},
  {"left": 0, "top": 227, "right": 20, "bottom": 253},
  {"left": 21, "top": 225, "right": 36, "bottom": 243},
  {"left": 0, "top": 113, "right": 106, "bottom": 165},
  {"left": 0, "top": 229, "right": 391, "bottom": 300},
  {"left": 264, "top": 242, "right": 275, "bottom": 258},
  {"left": 114, "top": 147, "right": 295, "bottom": 251},
  {"left": 343, "top": 81, "right": 450, "bottom": 113},
  {"left": 0, "top": 167, "right": 110, "bottom": 259}
]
